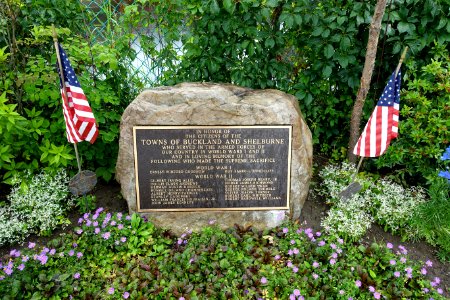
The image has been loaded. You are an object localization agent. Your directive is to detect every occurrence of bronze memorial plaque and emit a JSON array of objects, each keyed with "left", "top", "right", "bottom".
[{"left": 133, "top": 126, "right": 292, "bottom": 212}]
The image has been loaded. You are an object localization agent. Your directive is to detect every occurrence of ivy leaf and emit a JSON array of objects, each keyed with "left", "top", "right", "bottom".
[
  {"left": 397, "top": 22, "right": 415, "bottom": 34},
  {"left": 210, "top": 0, "right": 220, "bottom": 14}
]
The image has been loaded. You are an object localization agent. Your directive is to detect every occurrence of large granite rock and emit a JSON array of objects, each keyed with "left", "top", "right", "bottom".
[{"left": 116, "top": 83, "right": 312, "bottom": 234}]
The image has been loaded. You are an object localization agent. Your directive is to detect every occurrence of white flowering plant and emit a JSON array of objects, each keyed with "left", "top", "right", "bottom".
[
  {"left": 0, "top": 169, "right": 74, "bottom": 246},
  {"left": 318, "top": 162, "right": 426, "bottom": 241}
]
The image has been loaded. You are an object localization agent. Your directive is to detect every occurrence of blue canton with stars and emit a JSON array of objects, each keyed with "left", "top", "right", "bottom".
[
  {"left": 377, "top": 71, "right": 401, "bottom": 107},
  {"left": 57, "top": 44, "right": 82, "bottom": 88}
]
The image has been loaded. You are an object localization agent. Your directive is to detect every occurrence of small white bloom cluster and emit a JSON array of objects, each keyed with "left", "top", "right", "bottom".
[
  {"left": 0, "top": 170, "right": 74, "bottom": 246},
  {"left": 369, "top": 180, "right": 426, "bottom": 234},
  {"left": 319, "top": 162, "right": 426, "bottom": 241}
]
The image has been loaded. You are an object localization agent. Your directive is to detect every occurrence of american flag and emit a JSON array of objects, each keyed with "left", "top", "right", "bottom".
[
  {"left": 353, "top": 70, "right": 401, "bottom": 157},
  {"left": 57, "top": 43, "right": 98, "bottom": 144}
]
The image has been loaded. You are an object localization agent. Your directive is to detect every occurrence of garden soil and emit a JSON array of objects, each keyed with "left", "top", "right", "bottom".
[{"left": 1, "top": 172, "right": 448, "bottom": 297}]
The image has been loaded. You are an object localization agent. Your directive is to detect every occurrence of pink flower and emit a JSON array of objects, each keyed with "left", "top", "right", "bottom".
[
  {"left": 261, "top": 277, "right": 267, "bottom": 284},
  {"left": 313, "top": 261, "right": 319, "bottom": 268},
  {"left": 18, "top": 264, "right": 25, "bottom": 271},
  {"left": 355, "top": 280, "right": 362, "bottom": 287},
  {"left": 374, "top": 292, "right": 381, "bottom": 299},
  {"left": 293, "top": 289, "right": 301, "bottom": 296},
  {"left": 394, "top": 271, "right": 401, "bottom": 277},
  {"left": 425, "top": 260, "right": 433, "bottom": 267},
  {"left": 339, "top": 290, "right": 345, "bottom": 295},
  {"left": 329, "top": 258, "right": 336, "bottom": 265},
  {"left": 369, "top": 286, "right": 375, "bottom": 293},
  {"left": 73, "top": 273, "right": 80, "bottom": 279},
  {"left": 108, "top": 287, "right": 114, "bottom": 294},
  {"left": 312, "top": 273, "right": 318, "bottom": 279},
  {"left": 292, "top": 266, "right": 299, "bottom": 273},
  {"left": 386, "top": 242, "right": 393, "bottom": 249},
  {"left": 123, "top": 292, "right": 130, "bottom": 299},
  {"left": 28, "top": 242, "right": 36, "bottom": 249},
  {"left": 282, "top": 228, "right": 289, "bottom": 234},
  {"left": 421, "top": 268, "right": 427, "bottom": 275},
  {"left": 318, "top": 241, "right": 326, "bottom": 247},
  {"left": 437, "top": 288, "right": 443, "bottom": 294},
  {"left": 389, "top": 260, "right": 396, "bottom": 265}
]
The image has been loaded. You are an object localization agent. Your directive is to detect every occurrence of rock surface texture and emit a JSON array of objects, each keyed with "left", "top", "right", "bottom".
[{"left": 116, "top": 83, "right": 313, "bottom": 234}]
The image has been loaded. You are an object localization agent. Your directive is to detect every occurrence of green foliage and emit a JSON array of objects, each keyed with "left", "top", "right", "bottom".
[
  {"left": 0, "top": 1, "right": 140, "bottom": 183},
  {"left": 375, "top": 44, "right": 450, "bottom": 183},
  {"left": 411, "top": 176, "right": 450, "bottom": 262},
  {"left": 0, "top": 169, "right": 73, "bottom": 246},
  {"left": 0, "top": 215, "right": 445, "bottom": 299},
  {"left": 318, "top": 162, "right": 426, "bottom": 241},
  {"left": 75, "top": 195, "right": 97, "bottom": 214}
]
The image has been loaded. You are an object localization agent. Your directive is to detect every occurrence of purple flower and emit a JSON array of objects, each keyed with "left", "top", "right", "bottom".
[
  {"left": 177, "top": 239, "right": 183, "bottom": 245},
  {"left": 374, "top": 292, "right": 381, "bottom": 299},
  {"left": 400, "top": 257, "right": 407, "bottom": 263},
  {"left": 290, "top": 239, "right": 295, "bottom": 245},
  {"left": 274, "top": 255, "right": 280, "bottom": 260},
  {"left": 108, "top": 287, "right": 114, "bottom": 294},
  {"left": 369, "top": 286, "right": 375, "bottom": 293},
  {"left": 208, "top": 219, "right": 216, "bottom": 225},
  {"left": 72, "top": 243, "right": 78, "bottom": 248},
  {"left": 437, "top": 288, "right": 443, "bottom": 294},
  {"left": 289, "top": 295, "right": 295, "bottom": 300},
  {"left": 110, "top": 221, "right": 116, "bottom": 226},
  {"left": 339, "top": 290, "right": 345, "bottom": 295},
  {"left": 50, "top": 249, "right": 56, "bottom": 255},
  {"left": 118, "top": 224, "right": 124, "bottom": 230},
  {"left": 93, "top": 221, "right": 99, "bottom": 227},
  {"left": 394, "top": 271, "right": 401, "bottom": 277},
  {"left": 4, "top": 267, "right": 13, "bottom": 276},
  {"left": 116, "top": 212, "right": 123, "bottom": 219},
  {"left": 261, "top": 277, "right": 267, "bottom": 284},
  {"left": 86, "top": 220, "right": 92, "bottom": 227},
  {"left": 38, "top": 255, "right": 48, "bottom": 265},
  {"left": 10, "top": 249, "right": 20, "bottom": 257},
  {"left": 22, "top": 255, "right": 29, "bottom": 262},
  {"left": 179, "top": 297, "right": 185, "bottom": 300},
  {"left": 94, "top": 228, "right": 100, "bottom": 234},
  {"left": 330, "top": 243, "right": 337, "bottom": 249},
  {"left": 355, "top": 280, "right": 362, "bottom": 287},
  {"left": 386, "top": 242, "right": 393, "bottom": 249},
  {"left": 76, "top": 229, "right": 83, "bottom": 235},
  {"left": 96, "top": 207, "right": 104, "bottom": 214},
  {"left": 337, "top": 238, "right": 344, "bottom": 244},
  {"left": 318, "top": 240, "right": 326, "bottom": 246},
  {"left": 121, "top": 237, "right": 127, "bottom": 243},
  {"left": 312, "top": 273, "right": 318, "bottom": 279},
  {"left": 293, "top": 248, "right": 299, "bottom": 255},
  {"left": 92, "top": 214, "right": 99, "bottom": 220},
  {"left": 78, "top": 218, "right": 83, "bottom": 224},
  {"left": 316, "top": 231, "right": 321, "bottom": 237},
  {"left": 77, "top": 252, "right": 83, "bottom": 259},
  {"left": 389, "top": 259, "right": 396, "bottom": 265},
  {"left": 287, "top": 261, "right": 293, "bottom": 268},
  {"left": 423, "top": 288, "right": 429, "bottom": 293},
  {"left": 329, "top": 258, "right": 336, "bottom": 265},
  {"left": 68, "top": 250, "right": 75, "bottom": 256},
  {"left": 18, "top": 264, "right": 25, "bottom": 271},
  {"left": 126, "top": 215, "right": 132, "bottom": 220},
  {"left": 293, "top": 289, "right": 301, "bottom": 296},
  {"left": 331, "top": 252, "right": 338, "bottom": 259},
  {"left": 102, "top": 232, "right": 111, "bottom": 240},
  {"left": 434, "top": 277, "right": 441, "bottom": 284},
  {"left": 425, "top": 260, "right": 433, "bottom": 267},
  {"left": 73, "top": 273, "right": 80, "bottom": 279},
  {"left": 28, "top": 242, "right": 36, "bottom": 249},
  {"left": 42, "top": 247, "right": 50, "bottom": 253},
  {"left": 282, "top": 227, "right": 288, "bottom": 234},
  {"left": 292, "top": 266, "right": 299, "bottom": 273},
  {"left": 421, "top": 268, "right": 427, "bottom": 275},
  {"left": 123, "top": 291, "right": 130, "bottom": 299},
  {"left": 313, "top": 261, "right": 319, "bottom": 268}
]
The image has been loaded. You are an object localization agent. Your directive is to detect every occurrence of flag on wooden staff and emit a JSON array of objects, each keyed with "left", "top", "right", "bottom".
[
  {"left": 57, "top": 44, "right": 98, "bottom": 144},
  {"left": 353, "top": 70, "right": 401, "bottom": 157}
]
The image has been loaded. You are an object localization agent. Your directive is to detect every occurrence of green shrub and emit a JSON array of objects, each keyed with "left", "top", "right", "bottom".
[
  {"left": 318, "top": 162, "right": 426, "bottom": 241},
  {"left": 0, "top": 169, "right": 73, "bottom": 246},
  {"left": 374, "top": 43, "right": 450, "bottom": 184},
  {"left": 411, "top": 176, "right": 450, "bottom": 262}
]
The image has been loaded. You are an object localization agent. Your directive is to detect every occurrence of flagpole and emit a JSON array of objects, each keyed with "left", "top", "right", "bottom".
[
  {"left": 351, "top": 46, "right": 408, "bottom": 181},
  {"left": 52, "top": 24, "right": 82, "bottom": 175}
]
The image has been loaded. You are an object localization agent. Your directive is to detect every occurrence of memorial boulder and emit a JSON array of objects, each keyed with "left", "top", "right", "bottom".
[{"left": 116, "top": 83, "right": 312, "bottom": 234}]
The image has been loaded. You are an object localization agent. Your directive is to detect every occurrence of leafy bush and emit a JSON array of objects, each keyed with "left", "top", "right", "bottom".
[
  {"left": 374, "top": 44, "right": 450, "bottom": 184},
  {"left": 0, "top": 214, "right": 446, "bottom": 299},
  {"left": 318, "top": 162, "right": 426, "bottom": 241},
  {"left": 0, "top": 169, "right": 74, "bottom": 246}
]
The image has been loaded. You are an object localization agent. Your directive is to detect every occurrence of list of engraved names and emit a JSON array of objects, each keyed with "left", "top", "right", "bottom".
[{"left": 133, "top": 126, "right": 291, "bottom": 211}]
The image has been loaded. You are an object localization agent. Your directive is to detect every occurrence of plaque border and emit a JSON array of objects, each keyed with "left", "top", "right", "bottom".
[{"left": 133, "top": 125, "right": 292, "bottom": 212}]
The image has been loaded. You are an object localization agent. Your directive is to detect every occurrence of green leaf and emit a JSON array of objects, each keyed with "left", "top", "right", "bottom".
[
  {"left": 223, "top": 0, "right": 235, "bottom": 14},
  {"left": 369, "top": 269, "right": 377, "bottom": 278},
  {"left": 210, "top": 0, "right": 220, "bottom": 14},
  {"left": 323, "top": 65, "right": 332, "bottom": 78},
  {"left": 324, "top": 44, "right": 335, "bottom": 59}
]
